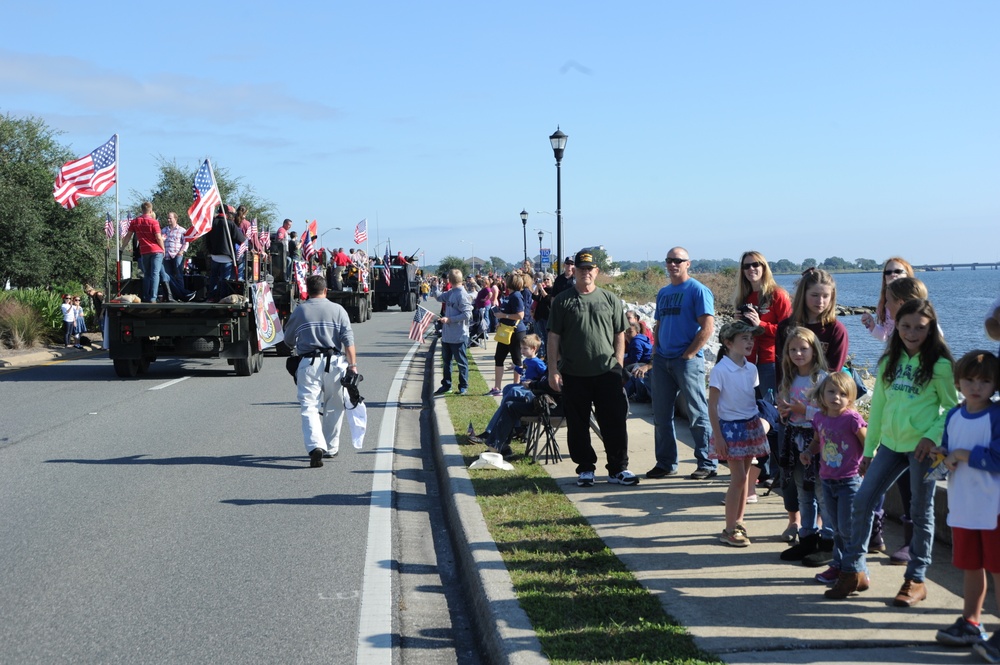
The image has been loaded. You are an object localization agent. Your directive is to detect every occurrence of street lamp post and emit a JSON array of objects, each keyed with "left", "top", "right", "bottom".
[
  {"left": 319, "top": 227, "right": 341, "bottom": 248},
  {"left": 520, "top": 209, "right": 528, "bottom": 268},
  {"left": 460, "top": 240, "right": 475, "bottom": 275},
  {"left": 537, "top": 230, "right": 544, "bottom": 272},
  {"left": 549, "top": 127, "right": 567, "bottom": 272}
]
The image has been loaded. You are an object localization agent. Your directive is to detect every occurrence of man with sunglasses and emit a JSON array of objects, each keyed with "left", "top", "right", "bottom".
[
  {"left": 635, "top": 247, "right": 716, "bottom": 480},
  {"left": 548, "top": 250, "right": 638, "bottom": 488}
]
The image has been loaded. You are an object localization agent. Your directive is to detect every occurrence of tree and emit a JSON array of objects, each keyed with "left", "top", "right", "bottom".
[
  {"left": 437, "top": 254, "right": 468, "bottom": 277},
  {"left": 489, "top": 256, "right": 510, "bottom": 273},
  {"left": 801, "top": 258, "right": 817, "bottom": 270},
  {"left": 856, "top": 258, "right": 878, "bottom": 271},
  {"left": 820, "top": 256, "right": 851, "bottom": 271},
  {"left": 773, "top": 259, "right": 799, "bottom": 274},
  {"left": 0, "top": 113, "right": 106, "bottom": 289}
]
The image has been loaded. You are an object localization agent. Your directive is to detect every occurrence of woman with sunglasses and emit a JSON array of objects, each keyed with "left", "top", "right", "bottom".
[
  {"left": 861, "top": 257, "right": 914, "bottom": 341},
  {"left": 733, "top": 251, "right": 791, "bottom": 497},
  {"left": 734, "top": 251, "right": 791, "bottom": 401}
]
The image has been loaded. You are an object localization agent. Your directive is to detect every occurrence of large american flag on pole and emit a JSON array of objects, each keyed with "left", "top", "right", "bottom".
[
  {"left": 302, "top": 231, "right": 316, "bottom": 261},
  {"left": 354, "top": 218, "right": 368, "bottom": 244},
  {"left": 53, "top": 135, "right": 118, "bottom": 209},
  {"left": 184, "top": 160, "right": 221, "bottom": 241},
  {"left": 408, "top": 306, "right": 436, "bottom": 342}
]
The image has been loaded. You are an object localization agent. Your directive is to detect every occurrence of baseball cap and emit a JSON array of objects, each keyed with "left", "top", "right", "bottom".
[
  {"left": 718, "top": 319, "right": 764, "bottom": 342},
  {"left": 573, "top": 250, "right": 596, "bottom": 268},
  {"left": 564, "top": 256, "right": 575, "bottom": 266}
]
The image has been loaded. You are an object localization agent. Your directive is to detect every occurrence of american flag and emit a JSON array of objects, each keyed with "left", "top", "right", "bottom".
[
  {"left": 53, "top": 135, "right": 118, "bottom": 209},
  {"left": 119, "top": 216, "right": 132, "bottom": 239},
  {"left": 408, "top": 306, "right": 436, "bottom": 342},
  {"left": 382, "top": 248, "right": 391, "bottom": 286},
  {"left": 249, "top": 218, "right": 260, "bottom": 251},
  {"left": 259, "top": 230, "right": 270, "bottom": 249},
  {"left": 104, "top": 213, "right": 114, "bottom": 239},
  {"left": 237, "top": 240, "right": 248, "bottom": 259},
  {"left": 354, "top": 218, "right": 368, "bottom": 244},
  {"left": 302, "top": 231, "right": 316, "bottom": 261},
  {"left": 184, "top": 160, "right": 222, "bottom": 242}
]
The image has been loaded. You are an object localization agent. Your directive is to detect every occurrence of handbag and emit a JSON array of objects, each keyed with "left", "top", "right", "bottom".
[{"left": 494, "top": 322, "right": 516, "bottom": 345}]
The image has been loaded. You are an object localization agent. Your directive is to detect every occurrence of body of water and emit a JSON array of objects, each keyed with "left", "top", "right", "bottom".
[{"left": 774, "top": 269, "right": 1000, "bottom": 371}]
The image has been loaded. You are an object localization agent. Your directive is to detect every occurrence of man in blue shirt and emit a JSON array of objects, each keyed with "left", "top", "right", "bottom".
[{"left": 635, "top": 247, "right": 716, "bottom": 479}]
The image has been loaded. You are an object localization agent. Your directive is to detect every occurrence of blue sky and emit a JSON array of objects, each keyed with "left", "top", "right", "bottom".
[{"left": 4, "top": 1, "right": 997, "bottom": 267}]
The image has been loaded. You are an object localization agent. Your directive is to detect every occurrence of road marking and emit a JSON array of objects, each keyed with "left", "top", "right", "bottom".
[
  {"left": 148, "top": 377, "right": 190, "bottom": 391},
  {"left": 356, "top": 343, "right": 418, "bottom": 664}
]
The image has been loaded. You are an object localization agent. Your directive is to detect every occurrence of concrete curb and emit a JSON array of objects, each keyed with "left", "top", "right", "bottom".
[
  {"left": 425, "top": 341, "right": 549, "bottom": 665},
  {"left": 0, "top": 345, "right": 102, "bottom": 368}
]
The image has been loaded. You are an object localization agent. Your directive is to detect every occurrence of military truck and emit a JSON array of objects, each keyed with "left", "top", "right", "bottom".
[
  {"left": 371, "top": 256, "right": 420, "bottom": 312},
  {"left": 267, "top": 241, "right": 373, "bottom": 326},
  {"left": 104, "top": 258, "right": 271, "bottom": 378}
]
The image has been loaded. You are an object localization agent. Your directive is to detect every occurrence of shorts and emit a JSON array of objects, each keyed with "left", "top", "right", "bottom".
[
  {"left": 710, "top": 415, "right": 770, "bottom": 461},
  {"left": 952, "top": 524, "right": 1000, "bottom": 572}
]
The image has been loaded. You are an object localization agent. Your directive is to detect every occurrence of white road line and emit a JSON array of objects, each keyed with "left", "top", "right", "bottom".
[
  {"left": 356, "top": 343, "right": 418, "bottom": 664},
  {"left": 148, "top": 376, "right": 190, "bottom": 391}
]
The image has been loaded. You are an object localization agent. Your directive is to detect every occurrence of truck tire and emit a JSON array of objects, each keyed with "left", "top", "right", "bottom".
[
  {"left": 399, "top": 292, "right": 411, "bottom": 312},
  {"left": 233, "top": 356, "right": 253, "bottom": 376},
  {"left": 113, "top": 358, "right": 140, "bottom": 378},
  {"left": 365, "top": 299, "right": 372, "bottom": 320},
  {"left": 138, "top": 357, "right": 152, "bottom": 375},
  {"left": 252, "top": 352, "right": 263, "bottom": 373}
]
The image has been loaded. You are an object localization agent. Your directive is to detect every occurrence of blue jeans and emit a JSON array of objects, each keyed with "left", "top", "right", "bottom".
[
  {"left": 485, "top": 385, "right": 535, "bottom": 449},
  {"left": 840, "top": 447, "right": 936, "bottom": 580},
  {"left": 440, "top": 341, "right": 469, "bottom": 391},
  {"left": 793, "top": 459, "right": 832, "bottom": 540},
  {"left": 162, "top": 254, "right": 191, "bottom": 298},
  {"left": 821, "top": 476, "right": 862, "bottom": 568},
  {"left": 755, "top": 361, "right": 777, "bottom": 479},
  {"left": 650, "top": 354, "right": 714, "bottom": 472},
  {"left": 208, "top": 260, "right": 233, "bottom": 300},
  {"left": 140, "top": 252, "right": 164, "bottom": 302},
  {"left": 534, "top": 318, "right": 547, "bottom": 357}
]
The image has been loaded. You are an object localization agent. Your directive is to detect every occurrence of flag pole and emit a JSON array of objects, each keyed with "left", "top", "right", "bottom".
[
  {"left": 114, "top": 133, "right": 121, "bottom": 295},
  {"left": 208, "top": 159, "right": 237, "bottom": 280}
]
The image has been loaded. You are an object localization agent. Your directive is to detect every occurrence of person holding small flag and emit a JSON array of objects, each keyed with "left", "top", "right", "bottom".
[
  {"left": 434, "top": 269, "right": 473, "bottom": 396},
  {"left": 284, "top": 275, "right": 359, "bottom": 467}
]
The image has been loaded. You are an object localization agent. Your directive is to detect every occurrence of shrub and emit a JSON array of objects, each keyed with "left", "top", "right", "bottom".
[
  {"left": 0, "top": 299, "right": 47, "bottom": 349},
  {"left": 0, "top": 289, "right": 66, "bottom": 341}
]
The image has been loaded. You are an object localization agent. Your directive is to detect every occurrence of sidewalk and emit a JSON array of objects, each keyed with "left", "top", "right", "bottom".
[
  {"left": 433, "top": 341, "right": 986, "bottom": 665},
  {"left": 0, "top": 336, "right": 103, "bottom": 369}
]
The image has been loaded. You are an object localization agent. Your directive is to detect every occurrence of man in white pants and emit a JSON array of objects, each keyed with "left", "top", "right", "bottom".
[{"left": 284, "top": 274, "right": 359, "bottom": 467}]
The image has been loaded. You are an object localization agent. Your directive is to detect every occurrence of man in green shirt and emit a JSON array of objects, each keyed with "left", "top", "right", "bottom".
[{"left": 548, "top": 250, "right": 638, "bottom": 488}]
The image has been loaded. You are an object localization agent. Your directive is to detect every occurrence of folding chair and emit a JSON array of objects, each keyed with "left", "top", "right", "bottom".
[{"left": 522, "top": 392, "right": 605, "bottom": 465}]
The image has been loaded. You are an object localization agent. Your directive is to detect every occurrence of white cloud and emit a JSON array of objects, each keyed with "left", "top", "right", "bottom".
[{"left": 0, "top": 49, "right": 339, "bottom": 123}]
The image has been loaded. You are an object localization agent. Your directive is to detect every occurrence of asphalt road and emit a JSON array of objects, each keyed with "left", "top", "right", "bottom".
[{"left": 0, "top": 310, "right": 479, "bottom": 665}]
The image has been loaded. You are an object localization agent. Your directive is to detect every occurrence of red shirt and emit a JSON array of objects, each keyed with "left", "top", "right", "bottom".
[
  {"left": 334, "top": 251, "right": 351, "bottom": 267},
  {"left": 132, "top": 215, "right": 163, "bottom": 255},
  {"left": 746, "top": 288, "right": 791, "bottom": 365}
]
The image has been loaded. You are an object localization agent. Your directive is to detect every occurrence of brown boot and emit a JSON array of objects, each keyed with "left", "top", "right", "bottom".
[
  {"left": 893, "top": 579, "right": 927, "bottom": 607},
  {"left": 824, "top": 571, "right": 869, "bottom": 599}
]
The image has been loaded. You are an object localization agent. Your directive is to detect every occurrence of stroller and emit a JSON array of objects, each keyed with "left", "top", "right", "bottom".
[{"left": 469, "top": 307, "right": 489, "bottom": 348}]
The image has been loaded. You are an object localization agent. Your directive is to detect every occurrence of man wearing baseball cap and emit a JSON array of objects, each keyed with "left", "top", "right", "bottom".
[
  {"left": 550, "top": 256, "right": 575, "bottom": 297},
  {"left": 548, "top": 250, "right": 638, "bottom": 488}
]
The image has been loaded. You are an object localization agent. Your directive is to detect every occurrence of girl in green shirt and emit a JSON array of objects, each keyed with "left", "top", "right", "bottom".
[{"left": 825, "top": 299, "right": 958, "bottom": 607}]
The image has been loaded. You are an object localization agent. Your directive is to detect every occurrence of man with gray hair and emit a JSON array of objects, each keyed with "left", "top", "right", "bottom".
[
  {"left": 284, "top": 275, "right": 359, "bottom": 467},
  {"left": 434, "top": 269, "right": 473, "bottom": 396}
]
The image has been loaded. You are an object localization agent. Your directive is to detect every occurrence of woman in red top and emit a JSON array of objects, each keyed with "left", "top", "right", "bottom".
[{"left": 734, "top": 250, "right": 791, "bottom": 399}]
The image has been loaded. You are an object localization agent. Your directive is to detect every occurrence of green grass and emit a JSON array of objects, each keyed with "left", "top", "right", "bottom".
[{"left": 441, "top": 356, "right": 720, "bottom": 665}]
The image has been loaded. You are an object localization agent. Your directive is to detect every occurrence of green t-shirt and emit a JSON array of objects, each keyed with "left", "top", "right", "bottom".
[{"left": 548, "top": 286, "right": 626, "bottom": 377}]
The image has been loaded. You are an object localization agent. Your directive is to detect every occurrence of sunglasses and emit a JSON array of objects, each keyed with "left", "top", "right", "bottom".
[
  {"left": 665, "top": 258, "right": 687, "bottom": 265},
  {"left": 742, "top": 261, "right": 763, "bottom": 270},
  {"left": 883, "top": 269, "right": 906, "bottom": 276}
]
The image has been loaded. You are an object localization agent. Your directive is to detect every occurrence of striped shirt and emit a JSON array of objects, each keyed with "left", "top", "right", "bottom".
[{"left": 162, "top": 225, "right": 188, "bottom": 259}]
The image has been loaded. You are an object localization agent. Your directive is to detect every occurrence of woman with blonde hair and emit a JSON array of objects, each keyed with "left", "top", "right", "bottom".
[
  {"left": 734, "top": 251, "right": 791, "bottom": 399},
  {"left": 861, "top": 257, "right": 914, "bottom": 341}
]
